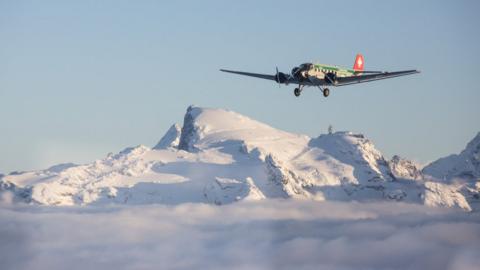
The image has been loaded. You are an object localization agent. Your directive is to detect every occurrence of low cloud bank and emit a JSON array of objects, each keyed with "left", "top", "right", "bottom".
[{"left": 1, "top": 200, "right": 479, "bottom": 270}]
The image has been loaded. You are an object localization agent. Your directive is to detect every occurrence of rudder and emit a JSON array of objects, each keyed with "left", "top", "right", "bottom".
[{"left": 353, "top": 54, "right": 364, "bottom": 71}]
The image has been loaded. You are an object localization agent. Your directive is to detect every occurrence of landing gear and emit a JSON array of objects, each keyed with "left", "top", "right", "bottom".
[
  {"left": 323, "top": 88, "right": 330, "bottom": 97},
  {"left": 294, "top": 85, "right": 304, "bottom": 97},
  {"left": 294, "top": 88, "right": 301, "bottom": 97},
  {"left": 294, "top": 85, "right": 330, "bottom": 97},
  {"left": 317, "top": 85, "right": 330, "bottom": 98}
]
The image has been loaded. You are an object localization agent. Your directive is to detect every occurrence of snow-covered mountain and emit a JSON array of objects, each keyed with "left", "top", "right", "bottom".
[
  {"left": 423, "top": 132, "right": 480, "bottom": 181},
  {"left": 422, "top": 132, "right": 480, "bottom": 208},
  {"left": 0, "top": 106, "right": 475, "bottom": 211}
]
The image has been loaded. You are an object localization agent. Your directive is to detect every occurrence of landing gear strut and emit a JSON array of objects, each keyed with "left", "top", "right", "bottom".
[{"left": 317, "top": 85, "right": 330, "bottom": 98}]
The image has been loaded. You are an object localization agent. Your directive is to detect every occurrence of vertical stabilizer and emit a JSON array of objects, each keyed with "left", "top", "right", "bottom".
[{"left": 353, "top": 54, "right": 364, "bottom": 71}]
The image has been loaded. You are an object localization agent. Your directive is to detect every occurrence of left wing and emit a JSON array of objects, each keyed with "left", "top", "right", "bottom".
[
  {"left": 334, "top": 70, "right": 420, "bottom": 86},
  {"left": 220, "top": 69, "right": 276, "bottom": 81}
]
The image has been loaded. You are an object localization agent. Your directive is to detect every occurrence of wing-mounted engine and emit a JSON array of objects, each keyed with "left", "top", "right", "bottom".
[{"left": 274, "top": 71, "right": 288, "bottom": 84}]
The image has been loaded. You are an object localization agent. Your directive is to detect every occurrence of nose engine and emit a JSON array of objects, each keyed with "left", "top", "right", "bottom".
[{"left": 291, "top": 63, "right": 313, "bottom": 80}]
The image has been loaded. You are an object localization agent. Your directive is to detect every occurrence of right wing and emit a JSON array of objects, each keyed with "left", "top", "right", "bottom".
[
  {"left": 334, "top": 70, "right": 420, "bottom": 86},
  {"left": 220, "top": 69, "right": 276, "bottom": 81}
]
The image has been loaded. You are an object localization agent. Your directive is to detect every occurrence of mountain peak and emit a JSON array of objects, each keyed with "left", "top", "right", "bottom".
[
  {"left": 310, "top": 131, "right": 395, "bottom": 183},
  {"left": 423, "top": 132, "right": 480, "bottom": 181},
  {"left": 154, "top": 124, "right": 181, "bottom": 150},
  {"left": 177, "top": 106, "right": 299, "bottom": 152},
  {"left": 465, "top": 132, "right": 480, "bottom": 154}
]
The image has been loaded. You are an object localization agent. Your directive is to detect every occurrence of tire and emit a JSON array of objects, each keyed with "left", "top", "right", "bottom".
[
  {"left": 294, "top": 88, "right": 301, "bottom": 97},
  {"left": 323, "top": 88, "right": 330, "bottom": 97}
]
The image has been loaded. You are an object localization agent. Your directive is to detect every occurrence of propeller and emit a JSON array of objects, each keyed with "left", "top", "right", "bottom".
[
  {"left": 276, "top": 66, "right": 280, "bottom": 88},
  {"left": 274, "top": 67, "right": 289, "bottom": 86}
]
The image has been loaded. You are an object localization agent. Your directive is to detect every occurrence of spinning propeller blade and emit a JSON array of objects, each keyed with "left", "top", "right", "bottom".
[{"left": 276, "top": 66, "right": 280, "bottom": 88}]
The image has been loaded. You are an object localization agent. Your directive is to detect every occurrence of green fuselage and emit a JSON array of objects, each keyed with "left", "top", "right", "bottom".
[{"left": 310, "top": 64, "right": 356, "bottom": 79}]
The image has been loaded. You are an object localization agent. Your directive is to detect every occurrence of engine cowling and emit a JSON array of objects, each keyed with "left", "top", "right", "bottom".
[
  {"left": 291, "top": 67, "right": 300, "bottom": 76},
  {"left": 275, "top": 72, "right": 288, "bottom": 84}
]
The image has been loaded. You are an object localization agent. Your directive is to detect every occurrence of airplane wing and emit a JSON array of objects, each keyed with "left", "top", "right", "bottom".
[
  {"left": 220, "top": 68, "right": 420, "bottom": 87},
  {"left": 220, "top": 69, "right": 276, "bottom": 81},
  {"left": 334, "top": 70, "right": 420, "bottom": 86}
]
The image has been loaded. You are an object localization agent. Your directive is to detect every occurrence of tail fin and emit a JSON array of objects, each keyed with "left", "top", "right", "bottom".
[{"left": 353, "top": 54, "right": 364, "bottom": 71}]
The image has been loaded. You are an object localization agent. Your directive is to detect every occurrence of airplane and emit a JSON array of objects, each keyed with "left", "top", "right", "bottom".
[{"left": 220, "top": 54, "right": 420, "bottom": 97}]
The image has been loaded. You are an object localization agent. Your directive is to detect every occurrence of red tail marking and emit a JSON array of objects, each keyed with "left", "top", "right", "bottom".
[{"left": 353, "top": 54, "right": 364, "bottom": 71}]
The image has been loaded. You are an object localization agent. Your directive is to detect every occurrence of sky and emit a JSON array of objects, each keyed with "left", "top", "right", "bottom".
[{"left": 1, "top": 0, "right": 479, "bottom": 173}]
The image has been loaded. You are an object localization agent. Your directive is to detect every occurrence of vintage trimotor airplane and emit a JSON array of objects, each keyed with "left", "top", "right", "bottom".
[{"left": 220, "top": 54, "right": 420, "bottom": 97}]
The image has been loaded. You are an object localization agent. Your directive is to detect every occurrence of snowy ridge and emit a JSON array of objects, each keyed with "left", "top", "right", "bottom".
[
  {"left": 0, "top": 106, "right": 476, "bottom": 211},
  {"left": 153, "top": 124, "right": 181, "bottom": 149},
  {"left": 423, "top": 132, "right": 480, "bottom": 181},
  {"left": 422, "top": 132, "right": 480, "bottom": 209}
]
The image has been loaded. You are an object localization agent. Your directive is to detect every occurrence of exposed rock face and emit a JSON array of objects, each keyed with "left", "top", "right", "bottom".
[
  {"left": 178, "top": 106, "right": 200, "bottom": 151},
  {"left": 265, "top": 154, "right": 310, "bottom": 198},
  {"left": 389, "top": 155, "right": 423, "bottom": 180}
]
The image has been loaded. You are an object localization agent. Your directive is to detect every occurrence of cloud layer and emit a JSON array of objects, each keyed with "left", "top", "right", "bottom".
[{"left": 1, "top": 200, "right": 479, "bottom": 270}]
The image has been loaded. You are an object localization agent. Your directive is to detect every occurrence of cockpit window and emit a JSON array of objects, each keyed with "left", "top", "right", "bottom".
[{"left": 299, "top": 63, "right": 313, "bottom": 70}]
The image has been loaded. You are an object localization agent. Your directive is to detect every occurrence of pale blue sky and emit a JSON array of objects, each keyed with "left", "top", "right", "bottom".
[{"left": 1, "top": 0, "right": 479, "bottom": 173}]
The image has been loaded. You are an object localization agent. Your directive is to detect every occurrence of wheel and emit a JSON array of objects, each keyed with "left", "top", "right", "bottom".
[
  {"left": 294, "top": 88, "right": 301, "bottom": 97},
  {"left": 323, "top": 88, "right": 330, "bottom": 97}
]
